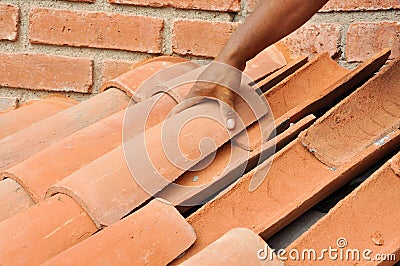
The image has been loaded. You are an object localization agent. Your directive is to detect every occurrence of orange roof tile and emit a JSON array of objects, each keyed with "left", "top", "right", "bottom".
[
  {"left": 286, "top": 152, "right": 400, "bottom": 265},
  {"left": 0, "top": 48, "right": 398, "bottom": 265},
  {"left": 0, "top": 88, "right": 129, "bottom": 172},
  {"left": 0, "top": 194, "right": 97, "bottom": 265},
  {"left": 161, "top": 49, "right": 390, "bottom": 206},
  {"left": 43, "top": 200, "right": 195, "bottom": 265},
  {"left": 181, "top": 228, "right": 282, "bottom": 265},
  {"left": 174, "top": 53, "right": 400, "bottom": 262},
  {"left": 0, "top": 178, "right": 34, "bottom": 222},
  {"left": 0, "top": 96, "right": 76, "bottom": 139}
]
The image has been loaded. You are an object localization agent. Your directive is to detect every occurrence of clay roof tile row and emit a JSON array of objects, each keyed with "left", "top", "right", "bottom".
[{"left": 0, "top": 46, "right": 398, "bottom": 265}]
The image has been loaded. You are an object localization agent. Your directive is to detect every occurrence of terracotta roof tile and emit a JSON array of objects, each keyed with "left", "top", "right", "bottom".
[
  {"left": 265, "top": 52, "right": 349, "bottom": 119},
  {"left": 161, "top": 50, "right": 390, "bottom": 206},
  {"left": 286, "top": 152, "right": 400, "bottom": 265},
  {"left": 0, "top": 51, "right": 284, "bottom": 233},
  {"left": 2, "top": 109, "right": 126, "bottom": 203},
  {"left": 243, "top": 44, "right": 288, "bottom": 83},
  {"left": 43, "top": 199, "right": 195, "bottom": 265},
  {"left": 256, "top": 56, "right": 308, "bottom": 93},
  {"left": 0, "top": 194, "right": 97, "bottom": 265},
  {"left": 0, "top": 88, "right": 129, "bottom": 172},
  {"left": 0, "top": 178, "right": 34, "bottom": 223},
  {"left": 234, "top": 49, "right": 391, "bottom": 151},
  {"left": 300, "top": 58, "right": 400, "bottom": 168},
  {"left": 0, "top": 97, "right": 76, "bottom": 140},
  {"left": 174, "top": 53, "right": 399, "bottom": 262},
  {"left": 158, "top": 114, "right": 316, "bottom": 206},
  {"left": 0, "top": 57, "right": 195, "bottom": 222},
  {"left": 0, "top": 47, "right": 398, "bottom": 265},
  {"left": 180, "top": 228, "right": 283, "bottom": 265},
  {"left": 234, "top": 53, "right": 349, "bottom": 151},
  {"left": 47, "top": 96, "right": 267, "bottom": 227},
  {"left": 100, "top": 56, "right": 198, "bottom": 100}
]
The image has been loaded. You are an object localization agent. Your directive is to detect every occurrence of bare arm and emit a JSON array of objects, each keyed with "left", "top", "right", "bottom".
[
  {"left": 217, "top": 0, "right": 329, "bottom": 70},
  {"left": 178, "top": 0, "right": 329, "bottom": 129}
]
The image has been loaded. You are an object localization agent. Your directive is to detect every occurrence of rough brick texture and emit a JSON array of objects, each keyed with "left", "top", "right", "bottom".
[
  {"left": 283, "top": 23, "right": 341, "bottom": 59},
  {"left": 29, "top": 8, "right": 164, "bottom": 53},
  {"left": 102, "top": 60, "right": 137, "bottom": 84},
  {"left": 109, "top": 0, "right": 241, "bottom": 12},
  {"left": 0, "top": 4, "right": 19, "bottom": 41},
  {"left": 173, "top": 20, "right": 238, "bottom": 58},
  {"left": 1, "top": 0, "right": 399, "bottom": 101},
  {"left": 0, "top": 53, "right": 93, "bottom": 93},
  {"left": 321, "top": 0, "right": 400, "bottom": 11},
  {"left": 347, "top": 22, "right": 400, "bottom": 62}
]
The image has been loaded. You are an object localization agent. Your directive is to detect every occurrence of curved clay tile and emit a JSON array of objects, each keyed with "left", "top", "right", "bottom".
[
  {"left": 180, "top": 228, "right": 282, "bottom": 266},
  {"left": 0, "top": 96, "right": 77, "bottom": 140},
  {"left": 161, "top": 49, "right": 391, "bottom": 206},
  {"left": 0, "top": 178, "right": 34, "bottom": 223},
  {"left": 158, "top": 114, "right": 316, "bottom": 206},
  {"left": 236, "top": 49, "right": 391, "bottom": 151},
  {"left": 256, "top": 56, "right": 308, "bottom": 93},
  {"left": 43, "top": 200, "right": 196, "bottom": 266},
  {"left": 1, "top": 91, "right": 179, "bottom": 205},
  {"left": 243, "top": 44, "right": 288, "bottom": 83},
  {"left": 100, "top": 56, "right": 198, "bottom": 100},
  {"left": 0, "top": 88, "right": 129, "bottom": 172},
  {"left": 300, "top": 58, "right": 400, "bottom": 168},
  {"left": 0, "top": 194, "right": 97, "bottom": 265},
  {"left": 48, "top": 95, "right": 266, "bottom": 228},
  {"left": 45, "top": 50, "right": 390, "bottom": 229},
  {"left": 175, "top": 55, "right": 400, "bottom": 263},
  {"left": 265, "top": 52, "right": 350, "bottom": 119},
  {"left": 0, "top": 59, "right": 198, "bottom": 221},
  {"left": 2, "top": 110, "right": 126, "bottom": 203},
  {"left": 287, "top": 152, "right": 400, "bottom": 265}
]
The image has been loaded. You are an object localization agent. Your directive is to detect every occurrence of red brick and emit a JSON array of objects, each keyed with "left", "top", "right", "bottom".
[
  {"left": 173, "top": 20, "right": 238, "bottom": 58},
  {"left": 321, "top": 0, "right": 400, "bottom": 11},
  {"left": 0, "top": 4, "right": 19, "bottom": 41},
  {"left": 282, "top": 23, "right": 341, "bottom": 59},
  {"left": 109, "top": 0, "right": 240, "bottom": 12},
  {"left": 0, "top": 53, "right": 93, "bottom": 92},
  {"left": 347, "top": 22, "right": 400, "bottom": 62},
  {"left": 29, "top": 8, "right": 164, "bottom": 53},
  {"left": 102, "top": 60, "right": 137, "bottom": 83}
]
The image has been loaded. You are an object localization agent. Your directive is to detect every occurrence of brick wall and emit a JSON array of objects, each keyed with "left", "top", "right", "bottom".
[{"left": 0, "top": 0, "right": 399, "bottom": 103}]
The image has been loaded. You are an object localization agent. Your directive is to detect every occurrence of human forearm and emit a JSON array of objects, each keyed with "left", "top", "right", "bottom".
[{"left": 216, "top": 0, "right": 329, "bottom": 70}]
